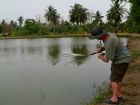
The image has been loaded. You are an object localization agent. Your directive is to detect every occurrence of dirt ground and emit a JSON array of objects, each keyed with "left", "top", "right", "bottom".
[{"left": 96, "top": 37, "right": 140, "bottom": 105}]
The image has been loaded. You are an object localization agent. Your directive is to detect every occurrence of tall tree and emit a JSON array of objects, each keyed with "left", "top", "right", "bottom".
[
  {"left": 0, "top": 24, "right": 2, "bottom": 34},
  {"left": 44, "top": 5, "right": 60, "bottom": 32},
  {"left": 69, "top": 3, "right": 89, "bottom": 25},
  {"left": 10, "top": 20, "right": 17, "bottom": 31},
  {"left": 1, "top": 19, "right": 7, "bottom": 34},
  {"left": 93, "top": 11, "right": 104, "bottom": 28},
  {"left": 128, "top": 0, "right": 140, "bottom": 32},
  {"left": 106, "top": 0, "right": 128, "bottom": 32},
  {"left": 17, "top": 16, "right": 24, "bottom": 28}
]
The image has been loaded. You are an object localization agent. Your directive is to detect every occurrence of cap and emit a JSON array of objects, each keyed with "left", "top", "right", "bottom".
[{"left": 88, "top": 27, "right": 107, "bottom": 39}]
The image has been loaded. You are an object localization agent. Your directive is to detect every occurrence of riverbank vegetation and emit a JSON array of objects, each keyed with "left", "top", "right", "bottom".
[{"left": 0, "top": 0, "right": 140, "bottom": 37}]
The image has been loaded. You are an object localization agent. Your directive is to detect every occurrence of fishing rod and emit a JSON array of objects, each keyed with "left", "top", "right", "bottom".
[
  {"left": 62, "top": 53, "right": 85, "bottom": 57},
  {"left": 64, "top": 52, "right": 97, "bottom": 65}
]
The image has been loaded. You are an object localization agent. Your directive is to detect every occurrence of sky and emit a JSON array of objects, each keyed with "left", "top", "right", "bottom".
[{"left": 0, "top": 0, "right": 129, "bottom": 22}]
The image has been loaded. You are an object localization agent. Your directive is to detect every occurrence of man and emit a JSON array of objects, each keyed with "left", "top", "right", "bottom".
[{"left": 89, "top": 27, "right": 130, "bottom": 104}]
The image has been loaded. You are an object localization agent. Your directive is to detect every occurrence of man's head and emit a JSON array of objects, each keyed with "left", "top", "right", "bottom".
[{"left": 88, "top": 27, "right": 108, "bottom": 41}]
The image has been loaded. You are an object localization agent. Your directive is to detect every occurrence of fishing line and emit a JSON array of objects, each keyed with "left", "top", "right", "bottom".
[{"left": 64, "top": 52, "right": 97, "bottom": 65}]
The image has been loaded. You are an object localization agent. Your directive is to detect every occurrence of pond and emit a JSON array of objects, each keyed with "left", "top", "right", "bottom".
[{"left": 0, "top": 37, "right": 111, "bottom": 105}]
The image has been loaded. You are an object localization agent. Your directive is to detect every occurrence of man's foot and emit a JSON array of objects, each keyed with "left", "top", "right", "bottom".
[
  {"left": 109, "top": 96, "right": 123, "bottom": 101},
  {"left": 105, "top": 98, "right": 119, "bottom": 104}
]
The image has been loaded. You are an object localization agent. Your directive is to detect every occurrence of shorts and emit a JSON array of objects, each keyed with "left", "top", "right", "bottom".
[{"left": 110, "top": 63, "right": 129, "bottom": 82}]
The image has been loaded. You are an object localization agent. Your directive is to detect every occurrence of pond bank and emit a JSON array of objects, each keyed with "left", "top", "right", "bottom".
[
  {"left": 0, "top": 33, "right": 140, "bottom": 39},
  {"left": 0, "top": 34, "right": 88, "bottom": 39}
]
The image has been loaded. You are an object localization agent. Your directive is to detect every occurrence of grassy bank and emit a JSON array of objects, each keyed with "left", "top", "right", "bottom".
[
  {"left": 0, "top": 33, "right": 140, "bottom": 40},
  {"left": 0, "top": 34, "right": 87, "bottom": 39}
]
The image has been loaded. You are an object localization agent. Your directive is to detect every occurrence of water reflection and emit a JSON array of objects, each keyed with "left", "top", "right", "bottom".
[
  {"left": 26, "top": 46, "right": 43, "bottom": 56},
  {"left": 47, "top": 39, "right": 61, "bottom": 65},
  {"left": 20, "top": 39, "right": 43, "bottom": 56},
  {"left": 0, "top": 47, "right": 17, "bottom": 57},
  {"left": 0, "top": 38, "right": 95, "bottom": 65},
  {"left": 70, "top": 38, "right": 89, "bottom": 65},
  {"left": 0, "top": 38, "right": 128, "bottom": 66}
]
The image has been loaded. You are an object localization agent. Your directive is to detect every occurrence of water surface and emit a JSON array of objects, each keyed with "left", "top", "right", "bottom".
[{"left": 0, "top": 37, "right": 111, "bottom": 105}]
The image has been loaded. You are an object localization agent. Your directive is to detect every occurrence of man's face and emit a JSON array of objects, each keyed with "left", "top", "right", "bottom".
[{"left": 97, "top": 34, "right": 108, "bottom": 41}]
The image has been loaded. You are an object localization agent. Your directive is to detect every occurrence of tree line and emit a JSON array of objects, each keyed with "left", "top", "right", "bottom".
[{"left": 0, "top": 0, "right": 140, "bottom": 37}]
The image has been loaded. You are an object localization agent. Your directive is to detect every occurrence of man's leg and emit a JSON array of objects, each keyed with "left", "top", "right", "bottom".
[
  {"left": 105, "top": 82, "right": 119, "bottom": 104},
  {"left": 111, "top": 82, "right": 119, "bottom": 102},
  {"left": 118, "top": 82, "right": 123, "bottom": 97}
]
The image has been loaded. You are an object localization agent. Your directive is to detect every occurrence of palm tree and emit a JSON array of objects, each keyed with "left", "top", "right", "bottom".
[
  {"left": 17, "top": 16, "right": 24, "bottom": 28},
  {"left": 69, "top": 3, "right": 88, "bottom": 25},
  {"left": 44, "top": 5, "right": 60, "bottom": 32},
  {"left": 106, "top": 0, "right": 128, "bottom": 32},
  {"left": 93, "top": 11, "right": 104, "bottom": 28}
]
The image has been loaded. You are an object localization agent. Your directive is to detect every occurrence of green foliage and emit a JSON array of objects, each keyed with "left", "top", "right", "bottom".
[
  {"left": 14, "top": 29, "right": 26, "bottom": 36},
  {"left": 0, "top": 19, "right": 7, "bottom": 33},
  {"left": 128, "top": 0, "right": 140, "bottom": 32},
  {"left": 129, "top": 0, "right": 140, "bottom": 23},
  {"left": 69, "top": 3, "right": 89, "bottom": 25},
  {"left": 39, "top": 24, "right": 49, "bottom": 35},
  {"left": 0, "top": 24, "right": 2, "bottom": 33},
  {"left": 92, "top": 95, "right": 105, "bottom": 104},
  {"left": 23, "top": 19, "right": 40, "bottom": 35},
  {"left": 58, "top": 21, "right": 73, "bottom": 33}
]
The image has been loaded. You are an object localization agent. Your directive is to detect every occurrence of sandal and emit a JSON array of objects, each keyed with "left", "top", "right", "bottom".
[
  {"left": 118, "top": 96, "right": 123, "bottom": 101},
  {"left": 109, "top": 96, "right": 123, "bottom": 101},
  {"left": 105, "top": 98, "right": 119, "bottom": 104}
]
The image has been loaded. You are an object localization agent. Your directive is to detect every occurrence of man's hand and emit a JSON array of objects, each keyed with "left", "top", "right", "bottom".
[
  {"left": 96, "top": 53, "right": 102, "bottom": 59},
  {"left": 96, "top": 53, "right": 109, "bottom": 63},
  {"left": 96, "top": 47, "right": 105, "bottom": 53}
]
